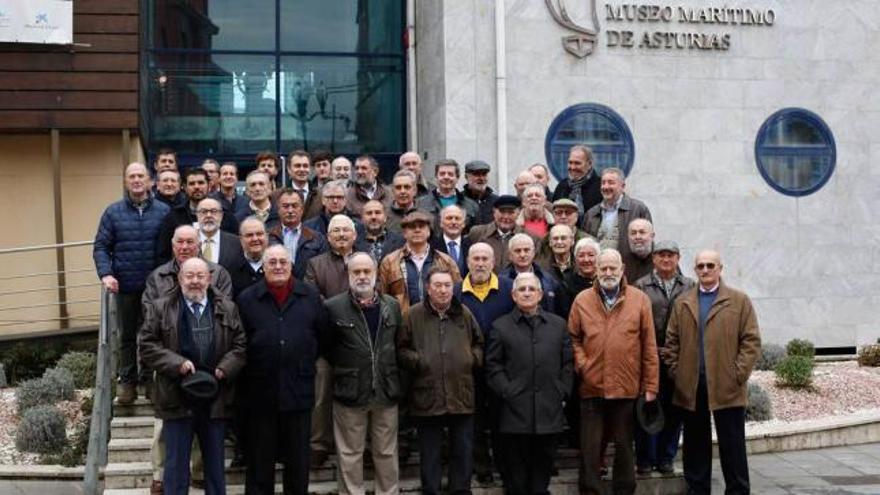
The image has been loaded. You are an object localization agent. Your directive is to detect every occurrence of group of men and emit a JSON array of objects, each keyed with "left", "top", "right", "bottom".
[{"left": 94, "top": 145, "right": 761, "bottom": 495}]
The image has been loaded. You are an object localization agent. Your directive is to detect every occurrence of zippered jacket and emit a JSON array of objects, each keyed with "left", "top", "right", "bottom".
[{"left": 324, "top": 292, "right": 403, "bottom": 407}]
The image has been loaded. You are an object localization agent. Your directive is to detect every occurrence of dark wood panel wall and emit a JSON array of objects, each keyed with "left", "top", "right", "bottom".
[{"left": 0, "top": 0, "right": 139, "bottom": 130}]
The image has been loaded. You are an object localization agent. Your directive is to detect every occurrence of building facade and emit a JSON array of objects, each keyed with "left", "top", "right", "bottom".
[{"left": 0, "top": 0, "right": 877, "bottom": 348}]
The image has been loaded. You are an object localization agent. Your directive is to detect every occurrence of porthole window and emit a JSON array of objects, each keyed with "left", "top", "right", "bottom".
[
  {"left": 544, "top": 103, "right": 635, "bottom": 181},
  {"left": 754, "top": 108, "right": 836, "bottom": 197}
]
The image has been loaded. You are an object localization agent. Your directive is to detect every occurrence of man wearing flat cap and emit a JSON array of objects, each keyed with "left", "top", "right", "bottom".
[
  {"left": 462, "top": 160, "right": 498, "bottom": 225},
  {"left": 633, "top": 240, "right": 694, "bottom": 475},
  {"left": 139, "top": 257, "right": 246, "bottom": 495},
  {"left": 537, "top": 198, "right": 592, "bottom": 270},
  {"left": 468, "top": 195, "right": 534, "bottom": 272},
  {"left": 378, "top": 210, "right": 461, "bottom": 318}
]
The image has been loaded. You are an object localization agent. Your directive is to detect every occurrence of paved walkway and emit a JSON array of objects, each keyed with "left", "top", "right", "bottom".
[{"left": 711, "top": 443, "right": 880, "bottom": 494}]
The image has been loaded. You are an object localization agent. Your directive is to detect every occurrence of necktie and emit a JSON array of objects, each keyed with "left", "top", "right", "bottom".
[
  {"left": 296, "top": 189, "right": 307, "bottom": 202},
  {"left": 192, "top": 302, "right": 202, "bottom": 320},
  {"left": 448, "top": 241, "right": 459, "bottom": 262},
  {"left": 202, "top": 238, "right": 213, "bottom": 261}
]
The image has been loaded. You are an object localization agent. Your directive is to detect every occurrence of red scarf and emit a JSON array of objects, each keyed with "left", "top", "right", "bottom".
[{"left": 267, "top": 278, "right": 294, "bottom": 306}]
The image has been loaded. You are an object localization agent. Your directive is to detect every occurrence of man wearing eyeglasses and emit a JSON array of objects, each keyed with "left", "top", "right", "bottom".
[
  {"left": 236, "top": 245, "right": 327, "bottom": 495},
  {"left": 303, "top": 179, "right": 366, "bottom": 238},
  {"left": 664, "top": 250, "right": 761, "bottom": 495},
  {"left": 195, "top": 198, "right": 243, "bottom": 271}
]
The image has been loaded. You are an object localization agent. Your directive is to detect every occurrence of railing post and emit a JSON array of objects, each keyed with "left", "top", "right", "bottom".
[{"left": 83, "top": 288, "right": 116, "bottom": 494}]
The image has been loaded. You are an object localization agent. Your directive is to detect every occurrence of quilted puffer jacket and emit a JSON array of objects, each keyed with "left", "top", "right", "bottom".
[{"left": 93, "top": 194, "right": 170, "bottom": 294}]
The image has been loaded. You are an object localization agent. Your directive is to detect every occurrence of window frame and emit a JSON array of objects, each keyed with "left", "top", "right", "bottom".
[
  {"left": 754, "top": 107, "right": 836, "bottom": 197},
  {"left": 544, "top": 103, "right": 635, "bottom": 182}
]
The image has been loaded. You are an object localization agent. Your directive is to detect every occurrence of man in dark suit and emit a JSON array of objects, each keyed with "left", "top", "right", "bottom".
[
  {"left": 227, "top": 217, "right": 268, "bottom": 298},
  {"left": 195, "top": 198, "right": 243, "bottom": 271},
  {"left": 432, "top": 204, "right": 472, "bottom": 277},
  {"left": 157, "top": 168, "right": 239, "bottom": 263},
  {"left": 237, "top": 245, "right": 327, "bottom": 495},
  {"left": 268, "top": 188, "right": 328, "bottom": 280}
]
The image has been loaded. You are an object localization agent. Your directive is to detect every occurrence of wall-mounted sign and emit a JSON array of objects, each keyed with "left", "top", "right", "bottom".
[
  {"left": 0, "top": 0, "right": 73, "bottom": 45},
  {"left": 547, "top": 1, "right": 776, "bottom": 57}
]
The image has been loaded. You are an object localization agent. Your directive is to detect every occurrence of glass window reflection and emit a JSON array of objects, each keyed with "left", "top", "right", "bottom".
[
  {"left": 545, "top": 104, "right": 635, "bottom": 181},
  {"left": 279, "top": 56, "right": 404, "bottom": 154},
  {"left": 146, "top": 54, "right": 277, "bottom": 155},
  {"left": 280, "top": 0, "right": 402, "bottom": 54},
  {"left": 755, "top": 108, "right": 836, "bottom": 197},
  {"left": 151, "top": 0, "right": 275, "bottom": 50}
]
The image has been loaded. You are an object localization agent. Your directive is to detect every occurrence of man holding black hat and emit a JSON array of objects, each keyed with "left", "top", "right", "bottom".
[
  {"left": 468, "top": 195, "right": 531, "bottom": 272},
  {"left": 139, "top": 257, "right": 246, "bottom": 495},
  {"left": 634, "top": 240, "right": 694, "bottom": 475},
  {"left": 462, "top": 160, "right": 498, "bottom": 225}
]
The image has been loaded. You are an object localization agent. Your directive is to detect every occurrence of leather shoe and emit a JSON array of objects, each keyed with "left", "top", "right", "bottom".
[
  {"left": 310, "top": 450, "right": 329, "bottom": 468},
  {"left": 191, "top": 479, "right": 205, "bottom": 489},
  {"left": 637, "top": 464, "right": 653, "bottom": 476},
  {"left": 116, "top": 384, "right": 136, "bottom": 405},
  {"left": 657, "top": 462, "right": 675, "bottom": 474},
  {"left": 149, "top": 480, "right": 163, "bottom": 495}
]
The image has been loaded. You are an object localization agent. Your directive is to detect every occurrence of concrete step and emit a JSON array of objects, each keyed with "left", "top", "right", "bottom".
[
  {"left": 103, "top": 468, "right": 686, "bottom": 494},
  {"left": 110, "top": 416, "right": 155, "bottom": 439},
  {"left": 107, "top": 437, "right": 235, "bottom": 464},
  {"left": 104, "top": 452, "right": 582, "bottom": 490},
  {"left": 114, "top": 398, "right": 155, "bottom": 418},
  {"left": 103, "top": 469, "right": 574, "bottom": 494}
]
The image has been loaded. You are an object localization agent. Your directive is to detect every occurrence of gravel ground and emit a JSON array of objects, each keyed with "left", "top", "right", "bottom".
[
  {"left": 0, "top": 389, "right": 89, "bottom": 465},
  {"left": 749, "top": 361, "right": 880, "bottom": 423}
]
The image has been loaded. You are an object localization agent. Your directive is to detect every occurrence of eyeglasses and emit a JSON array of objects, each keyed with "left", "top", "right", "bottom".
[
  {"left": 696, "top": 263, "right": 717, "bottom": 271},
  {"left": 196, "top": 208, "right": 221, "bottom": 215},
  {"left": 324, "top": 195, "right": 345, "bottom": 201}
]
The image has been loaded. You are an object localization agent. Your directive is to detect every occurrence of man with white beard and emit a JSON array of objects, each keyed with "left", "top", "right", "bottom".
[
  {"left": 568, "top": 249, "right": 659, "bottom": 495},
  {"left": 623, "top": 218, "right": 656, "bottom": 284},
  {"left": 323, "top": 253, "right": 403, "bottom": 495}
]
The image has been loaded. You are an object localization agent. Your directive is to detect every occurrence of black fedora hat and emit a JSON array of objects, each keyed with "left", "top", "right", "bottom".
[
  {"left": 635, "top": 395, "right": 665, "bottom": 435},
  {"left": 180, "top": 369, "right": 219, "bottom": 403}
]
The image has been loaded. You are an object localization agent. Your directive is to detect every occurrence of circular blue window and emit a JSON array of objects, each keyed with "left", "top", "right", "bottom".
[
  {"left": 754, "top": 108, "right": 836, "bottom": 197},
  {"left": 544, "top": 103, "right": 635, "bottom": 182}
]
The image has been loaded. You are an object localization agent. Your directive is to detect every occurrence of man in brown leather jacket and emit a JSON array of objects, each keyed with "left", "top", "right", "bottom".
[{"left": 568, "top": 248, "right": 659, "bottom": 495}]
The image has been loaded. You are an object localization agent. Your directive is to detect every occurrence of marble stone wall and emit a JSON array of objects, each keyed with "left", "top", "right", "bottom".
[{"left": 415, "top": 0, "right": 880, "bottom": 348}]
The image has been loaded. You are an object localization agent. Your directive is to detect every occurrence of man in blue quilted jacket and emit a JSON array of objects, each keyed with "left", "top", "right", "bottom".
[{"left": 94, "top": 162, "right": 170, "bottom": 404}]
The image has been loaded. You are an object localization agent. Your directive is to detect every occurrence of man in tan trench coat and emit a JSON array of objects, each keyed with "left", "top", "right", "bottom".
[{"left": 664, "top": 250, "right": 761, "bottom": 495}]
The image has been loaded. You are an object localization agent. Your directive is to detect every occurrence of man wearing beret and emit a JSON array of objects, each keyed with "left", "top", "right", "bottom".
[{"left": 139, "top": 257, "right": 247, "bottom": 495}]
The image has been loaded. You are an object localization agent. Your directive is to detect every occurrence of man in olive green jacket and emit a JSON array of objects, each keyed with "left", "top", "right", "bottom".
[
  {"left": 324, "top": 252, "right": 402, "bottom": 495},
  {"left": 397, "top": 265, "right": 483, "bottom": 495},
  {"left": 665, "top": 250, "right": 761, "bottom": 495}
]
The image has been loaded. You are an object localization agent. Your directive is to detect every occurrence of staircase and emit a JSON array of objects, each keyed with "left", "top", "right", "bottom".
[{"left": 102, "top": 398, "right": 684, "bottom": 494}]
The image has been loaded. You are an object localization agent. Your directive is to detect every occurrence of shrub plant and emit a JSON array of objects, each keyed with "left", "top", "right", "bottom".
[
  {"left": 41, "top": 368, "right": 75, "bottom": 402},
  {"left": 857, "top": 344, "right": 880, "bottom": 367},
  {"left": 745, "top": 381, "right": 772, "bottom": 421},
  {"left": 55, "top": 351, "right": 97, "bottom": 389},
  {"left": 785, "top": 339, "right": 815, "bottom": 359},
  {"left": 15, "top": 405, "right": 67, "bottom": 454},
  {"left": 755, "top": 343, "right": 786, "bottom": 371},
  {"left": 774, "top": 355, "right": 814, "bottom": 389}
]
